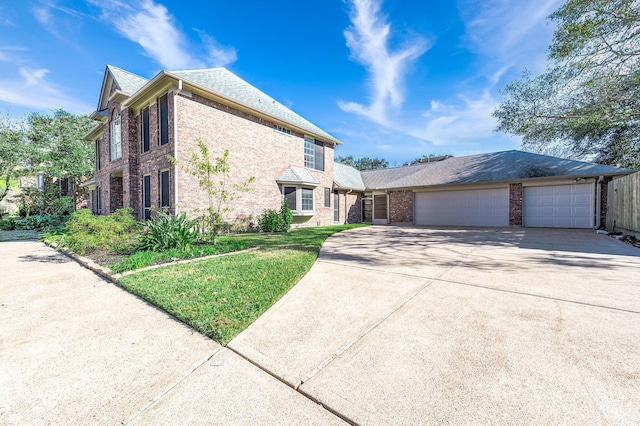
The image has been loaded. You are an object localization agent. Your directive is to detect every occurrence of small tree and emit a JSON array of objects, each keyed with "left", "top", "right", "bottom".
[
  {"left": 0, "top": 114, "right": 27, "bottom": 204},
  {"left": 336, "top": 155, "right": 389, "bottom": 170},
  {"left": 170, "top": 141, "right": 254, "bottom": 244}
]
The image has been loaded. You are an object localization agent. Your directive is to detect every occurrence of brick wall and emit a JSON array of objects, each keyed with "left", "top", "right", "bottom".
[
  {"left": 345, "top": 191, "right": 363, "bottom": 223},
  {"left": 93, "top": 92, "right": 179, "bottom": 219},
  {"left": 509, "top": 183, "right": 523, "bottom": 226},
  {"left": 175, "top": 92, "right": 336, "bottom": 227},
  {"left": 389, "top": 190, "right": 413, "bottom": 223},
  {"left": 334, "top": 190, "right": 363, "bottom": 224},
  {"left": 135, "top": 93, "right": 175, "bottom": 219}
]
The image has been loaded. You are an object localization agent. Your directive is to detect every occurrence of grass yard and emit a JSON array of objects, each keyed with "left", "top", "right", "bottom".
[{"left": 118, "top": 224, "right": 368, "bottom": 344}]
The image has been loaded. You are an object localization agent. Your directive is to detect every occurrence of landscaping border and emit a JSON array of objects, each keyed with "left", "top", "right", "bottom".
[{"left": 44, "top": 240, "right": 260, "bottom": 282}]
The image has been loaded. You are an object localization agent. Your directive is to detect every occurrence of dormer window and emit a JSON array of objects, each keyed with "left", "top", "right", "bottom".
[{"left": 110, "top": 110, "right": 122, "bottom": 161}]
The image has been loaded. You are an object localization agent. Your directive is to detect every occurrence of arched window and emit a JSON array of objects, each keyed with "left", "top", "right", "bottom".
[{"left": 110, "top": 110, "right": 122, "bottom": 160}]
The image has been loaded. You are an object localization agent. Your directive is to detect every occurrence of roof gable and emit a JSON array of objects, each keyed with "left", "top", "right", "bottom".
[{"left": 96, "top": 65, "right": 149, "bottom": 112}]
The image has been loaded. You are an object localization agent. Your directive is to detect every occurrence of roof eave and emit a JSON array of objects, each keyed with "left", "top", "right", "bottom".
[
  {"left": 89, "top": 110, "right": 107, "bottom": 122},
  {"left": 83, "top": 123, "right": 104, "bottom": 141},
  {"left": 276, "top": 180, "right": 319, "bottom": 187},
  {"left": 334, "top": 185, "right": 365, "bottom": 191}
]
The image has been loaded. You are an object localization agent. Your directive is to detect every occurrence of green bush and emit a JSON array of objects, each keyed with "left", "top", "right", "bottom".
[
  {"left": 63, "top": 208, "right": 139, "bottom": 255},
  {"left": 279, "top": 201, "right": 293, "bottom": 232},
  {"left": 136, "top": 212, "right": 199, "bottom": 252},
  {"left": 49, "top": 196, "right": 75, "bottom": 216},
  {"left": 14, "top": 215, "right": 63, "bottom": 231},
  {"left": 258, "top": 209, "right": 281, "bottom": 232},
  {"left": 258, "top": 201, "right": 293, "bottom": 232},
  {"left": 0, "top": 219, "right": 17, "bottom": 230}
]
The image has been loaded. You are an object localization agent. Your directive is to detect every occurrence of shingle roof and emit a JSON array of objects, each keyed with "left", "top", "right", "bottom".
[
  {"left": 107, "top": 65, "right": 148, "bottom": 96},
  {"left": 361, "top": 150, "right": 631, "bottom": 190},
  {"left": 334, "top": 162, "right": 366, "bottom": 191},
  {"left": 169, "top": 68, "right": 341, "bottom": 144},
  {"left": 276, "top": 166, "right": 320, "bottom": 186}
]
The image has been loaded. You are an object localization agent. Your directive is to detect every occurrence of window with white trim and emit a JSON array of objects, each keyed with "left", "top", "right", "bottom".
[
  {"left": 283, "top": 186, "right": 315, "bottom": 215},
  {"left": 304, "top": 137, "right": 325, "bottom": 171},
  {"left": 110, "top": 110, "right": 122, "bottom": 161}
]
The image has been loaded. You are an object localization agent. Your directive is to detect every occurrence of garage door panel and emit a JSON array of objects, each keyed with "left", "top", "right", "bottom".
[
  {"left": 524, "top": 183, "right": 594, "bottom": 228},
  {"left": 415, "top": 188, "right": 508, "bottom": 227}
]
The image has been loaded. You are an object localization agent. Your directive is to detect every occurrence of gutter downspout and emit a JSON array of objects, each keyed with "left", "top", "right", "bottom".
[
  {"left": 173, "top": 80, "right": 182, "bottom": 214},
  {"left": 596, "top": 176, "right": 603, "bottom": 229},
  {"left": 344, "top": 188, "right": 352, "bottom": 224}
]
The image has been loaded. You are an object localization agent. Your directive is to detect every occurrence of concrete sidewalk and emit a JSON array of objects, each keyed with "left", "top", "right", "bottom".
[
  {"left": 0, "top": 241, "right": 344, "bottom": 425},
  {"left": 229, "top": 226, "right": 640, "bottom": 425}
]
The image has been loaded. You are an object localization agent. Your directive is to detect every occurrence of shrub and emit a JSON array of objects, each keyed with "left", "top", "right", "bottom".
[
  {"left": 14, "top": 215, "right": 63, "bottom": 231},
  {"left": 0, "top": 219, "right": 17, "bottom": 230},
  {"left": 279, "top": 201, "right": 293, "bottom": 232},
  {"left": 258, "top": 209, "right": 281, "bottom": 232},
  {"left": 63, "top": 208, "right": 139, "bottom": 254},
  {"left": 258, "top": 201, "right": 293, "bottom": 232},
  {"left": 48, "top": 196, "right": 75, "bottom": 216},
  {"left": 136, "top": 212, "right": 199, "bottom": 252}
]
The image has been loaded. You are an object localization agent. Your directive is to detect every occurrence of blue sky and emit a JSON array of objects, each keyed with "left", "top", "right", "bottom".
[{"left": 0, "top": 0, "right": 563, "bottom": 165}]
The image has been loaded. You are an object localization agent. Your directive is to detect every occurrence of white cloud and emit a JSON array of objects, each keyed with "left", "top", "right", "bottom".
[
  {"left": 0, "top": 67, "right": 93, "bottom": 113},
  {"left": 411, "top": 90, "right": 500, "bottom": 146},
  {"left": 89, "top": 0, "right": 236, "bottom": 70},
  {"left": 196, "top": 30, "right": 238, "bottom": 69},
  {"left": 457, "top": 0, "right": 563, "bottom": 75},
  {"left": 336, "top": 0, "right": 561, "bottom": 154},
  {"left": 338, "top": 0, "right": 429, "bottom": 125},
  {"left": 32, "top": 6, "right": 50, "bottom": 25}
]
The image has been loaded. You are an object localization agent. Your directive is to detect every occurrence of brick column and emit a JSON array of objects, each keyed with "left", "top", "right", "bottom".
[
  {"left": 509, "top": 183, "right": 523, "bottom": 226},
  {"left": 389, "top": 190, "right": 413, "bottom": 223}
]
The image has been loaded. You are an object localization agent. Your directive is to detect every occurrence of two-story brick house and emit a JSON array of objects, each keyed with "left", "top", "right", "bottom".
[
  {"left": 85, "top": 65, "right": 351, "bottom": 227},
  {"left": 85, "top": 65, "right": 630, "bottom": 231}
]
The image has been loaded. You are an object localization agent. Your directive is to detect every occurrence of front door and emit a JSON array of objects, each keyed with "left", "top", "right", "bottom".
[{"left": 373, "top": 194, "right": 388, "bottom": 224}]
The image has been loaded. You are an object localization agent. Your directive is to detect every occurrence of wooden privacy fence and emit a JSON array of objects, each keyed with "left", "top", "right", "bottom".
[{"left": 606, "top": 171, "right": 640, "bottom": 237}]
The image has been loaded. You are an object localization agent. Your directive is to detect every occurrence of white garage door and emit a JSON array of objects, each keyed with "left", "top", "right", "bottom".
[
  {"left": 523, "top": 183, "right": 594, "bottom": 228},
  {"left": 414, "top": 188, "right": 509, "bottom": 226}
]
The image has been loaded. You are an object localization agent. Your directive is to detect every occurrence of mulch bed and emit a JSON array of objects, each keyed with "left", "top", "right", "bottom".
[{"left": 82, "top": 250, "right": 127, "bottom": 267}]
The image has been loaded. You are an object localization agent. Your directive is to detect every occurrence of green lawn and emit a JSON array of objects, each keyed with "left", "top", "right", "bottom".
[{"left": 118, "top": 224, "right": 368, "bottom": 344}]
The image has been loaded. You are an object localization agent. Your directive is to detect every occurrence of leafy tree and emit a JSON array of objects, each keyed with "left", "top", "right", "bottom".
[
  {"left": 170, "top": 141, "right": 254, "bottom": 244},
  {"left": 493, "top": 0, "right": 640, "bottom": 169},
  {"left": 0, "top": 114, "right": 26, "bottom": 203},
  {"left": 336, "top": 155, "right": 389, "bottom": 170},
  {"left": 26, "top": 109, "right": 94, "bottom": 187}
]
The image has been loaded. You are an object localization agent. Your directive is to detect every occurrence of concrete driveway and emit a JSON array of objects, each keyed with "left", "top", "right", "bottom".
[
  {"left": 0, "top": 241, "right": 343, "bottom": 425},
  {"left": 229, "top": 226, "right": 640, "bottom": 425}
]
